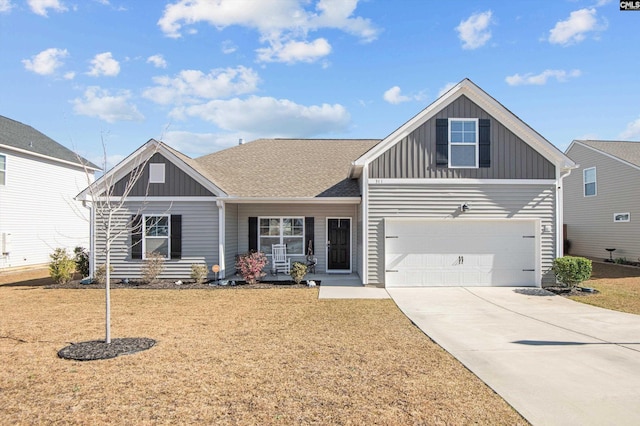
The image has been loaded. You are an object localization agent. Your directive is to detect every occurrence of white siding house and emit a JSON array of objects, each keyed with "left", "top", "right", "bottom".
[{"left": 0, "top": 115, "right": 98, "bottom": 270}]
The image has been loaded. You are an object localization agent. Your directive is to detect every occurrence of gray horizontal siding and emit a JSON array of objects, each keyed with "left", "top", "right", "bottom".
[
  {"left": 369, "top": 95, "right": 555, "bottom": 180},
  {"left": 367, "top": 183, "right": 556, "bottom": 286},
  {"left": 233, "top": 203, "right": 359, "bottom": 275},
  {"left": 111, "top": 153, "right": 214, "bottom": 197},
  {"left": 564, "top": 144, "right": 640, "bottom": 260},
  {"left": 224, "top": 202, "right": 238, "bottom": 278},
  {"left": 94, "top": 200, "right": 218, "bottom": 279}
]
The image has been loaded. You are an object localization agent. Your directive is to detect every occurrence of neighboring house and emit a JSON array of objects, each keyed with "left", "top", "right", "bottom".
[
  {"left": 564, "top": 140, "right": 640, "bottom": 262},
  {"left": 0, "top": 115, "right": 99, "bottom": 271},
  {"left": 77, "top": 79, "right": 575, "bottom": 287}
]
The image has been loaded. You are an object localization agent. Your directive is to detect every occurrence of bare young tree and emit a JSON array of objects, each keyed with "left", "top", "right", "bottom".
[{"left": 77, "top": 137, "right": 161, "bottom": 343}]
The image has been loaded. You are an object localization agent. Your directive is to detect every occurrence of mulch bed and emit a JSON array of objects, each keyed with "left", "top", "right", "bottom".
[
  {"left": 46, "top": 279, "right": 318, "bottom": 290},
  {"left": 58, "top": 338, "right": 156, "bottom": 361},
  {"left": 544, "top": 286, "right": 599, "bottom": 296}
]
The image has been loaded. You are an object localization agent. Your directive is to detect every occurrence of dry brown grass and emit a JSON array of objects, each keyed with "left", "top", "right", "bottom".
[
  {"left": 569, "top": 261, "right": 640, "bottom": 314},
  {"left": 0, "top": 283, "right": 527, "bottom": 425}
]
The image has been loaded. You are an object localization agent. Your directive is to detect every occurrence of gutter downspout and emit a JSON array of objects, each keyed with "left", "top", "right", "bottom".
[
  {"left": 217, "top": 199, "right": 226, "bottom": 279},
  {"left": 556, "top": 166, "right": 575, "bottom": 258}
]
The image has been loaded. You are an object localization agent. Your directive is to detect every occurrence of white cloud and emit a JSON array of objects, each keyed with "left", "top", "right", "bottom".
[
  {"left": 157, "top": 0, "right": 378, "bottom": 63},
  {"left": 162, "top": 130, "right": 242, "bottom": 155},
  {"left": 63, "top": 71, "right": 75, "bottom": 80},
  {"left": 143, "top": 66, "right": 260, "bottom": 105},
  {"left": 221, "top": 40, "right": 237, "bottom": 54},
  {"left": 28, "top": 0, "right": 67, "bottom": 16},
  {"left": 256, "top": 38, "right": 331, "bottom": 64},
  {"left": 0, "top": 0, "right": 13, "bottom": 13},
  {"left": 548, "top": 8, "right": 605, "bottom": 46},
  {"left": 147, "top": 54, "right": 167, "bottom": 69},
  {"left": 456, "top": 10, "right": 493, "bottom": 50},
  {"left": 88, "top": 52, "right": 120, "bottom": 77},
  {"left": 174, "top": 96, "right": 350, "bottom": 137},
  {"left": 383, "top": 86, "right": 410, "bottom": 104},
  {"left": 72, "top": 86, "right": 144, "bottom": 123},
  {"left": 22, "top": 47, "right": 68, "bottom": 75},
  {"left": 620, "top": 117, "right": 640, "bottom": 139},
  {"left": 438, "top": 82, "right": 457, "bottom": 97},
  {"left": 505, "top": 69, "right": 582, "bottom": 86}
]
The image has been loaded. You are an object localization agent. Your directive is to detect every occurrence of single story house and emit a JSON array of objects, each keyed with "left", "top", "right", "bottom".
[
  {"left": 564, "top": 140, "right": 640, "bottom": 262},
  {"left": 0, "top": 115, "right": 99, "bottom": 270},
  {"left": 77, "top": 79, "right": 576, "bottom": 287}
]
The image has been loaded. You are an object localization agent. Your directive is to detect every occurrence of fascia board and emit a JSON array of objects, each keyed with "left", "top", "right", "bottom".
[{"left": 571, "top": 140, "right": 640, "bottom": 172}]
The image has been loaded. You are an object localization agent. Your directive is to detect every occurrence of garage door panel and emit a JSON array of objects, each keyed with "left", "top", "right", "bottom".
[{"left": 385, "top": 219, "right": 537, "bottom": 287}]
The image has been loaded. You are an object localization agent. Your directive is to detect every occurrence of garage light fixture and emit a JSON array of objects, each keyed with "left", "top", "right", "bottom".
[{"left": 461, "top": 203, "right": 470, "bottom": 212}]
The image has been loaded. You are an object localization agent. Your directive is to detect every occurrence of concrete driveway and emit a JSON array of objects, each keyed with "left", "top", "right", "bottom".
[{"left": 388, "top": 287, "right": 640, "bottom": 426}]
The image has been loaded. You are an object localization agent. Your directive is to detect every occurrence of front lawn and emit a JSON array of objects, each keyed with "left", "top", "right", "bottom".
[{"left": 0, "top": 285, "right": 526, "bottom": 425}]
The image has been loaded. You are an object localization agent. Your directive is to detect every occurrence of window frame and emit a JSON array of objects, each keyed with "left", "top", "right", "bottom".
[
  {"left": 258, "top": 217, "right": 305, "bottom": 256},
  {"left": 149, "top": 163, "right": 166, "bottom": 184},
  {"left": 0, "top": 154, "right": 6, "bottom": 186},
  {"left": 143, "top": 214, "right": 170, "bottom": 259},
  {"left": 448, "top": 118, "right": 479, "bottom": 168},
  {"left": 583, "top": 167, "right": 597, "bottom": 197}
]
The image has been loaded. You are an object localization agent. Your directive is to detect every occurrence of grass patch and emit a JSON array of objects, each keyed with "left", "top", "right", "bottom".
[
  {"left": 568, "top": 261, "right": 640, "bottom": 315},
  {"left": 0, "top": 285, "right": 526, "bottom": 424}
]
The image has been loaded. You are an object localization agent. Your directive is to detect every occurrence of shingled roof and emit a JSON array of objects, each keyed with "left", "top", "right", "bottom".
[
  {"left": 574, "top": 140, "right": 640, "bottom": 168},
  {"left": 195, "top": 139, "right": 380, "bottom": 198},
  {"left": 0, "top": 115, "right": 99, "bottom": 169}
]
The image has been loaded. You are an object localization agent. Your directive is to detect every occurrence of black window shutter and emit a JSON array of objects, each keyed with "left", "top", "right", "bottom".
[
  {"left": 479, "top": 119, "right": 491, "bottom": 168},
  {"left": 435, "top": 118, "right": 448, "bottom": 167},
  {"left": 131, "top": 215, "right": 142, "bottom": 259},
  {"left": 305, "top": 217, "right": 315, "bottom": 255},
  {"left": 170, "top": 215, "right": 182, "bottom": 259},
  {"left": 248, "top": 217, "right": 258, "bottom": 251}
]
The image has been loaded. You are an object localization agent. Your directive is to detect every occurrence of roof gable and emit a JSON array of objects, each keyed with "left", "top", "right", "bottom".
[
  {"left": 353, "top": 78, "right": 575, "bottom": 175},
  {"left": 568, "top": 140, "right": 640, "bottom": 171},
  {"left": 0, "top": 115, "right": 99, "bottom": 170},
  {"left": 76, "top": 139, "right": 226, "bottom": 201}
]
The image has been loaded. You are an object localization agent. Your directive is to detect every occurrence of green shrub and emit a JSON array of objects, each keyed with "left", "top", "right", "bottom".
[
  {"left": 141, "top": 252, "right": 165, "bottom": 284},
  {"left": 94, "top": 263, "right": 114, "bottom": 285},
  {"left": 552, "top": 256, "right": 592, "bottom": 287},
  {"left": 615, "top": 257, "right": 627, "bottom": 265},
  {"left": 290, "top": 261, "right": 308, "bottom": 284},
  {"left": 191, "top": 263, "right": 208, "bottom": 284},
  {"left": 49, "top": 248, "right": 75, "bottom": 284},
  {"left": 74, "top": 246, "right": 90, "bottom": 277}
]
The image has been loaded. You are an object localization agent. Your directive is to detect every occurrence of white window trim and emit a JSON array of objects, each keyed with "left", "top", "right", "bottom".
[
  {"left": 0, "top": 153, "right": 6, "bottom": 186},
  {"left": 614, "top": 213, "right": 630, "bottom": 223},
  {"left": 448, "top": 118, "right": 478, "bottom": 169},
  {"left": 583, "top": 167, "right": 597, "bottom": 197},
  {"left": 258, "top": 217, "right": 305, "bottom": 256},
  {"left": 143, "top": 214, "right": 171, "bottom": 259},
  {"left": 149, "top": 163, "right": 166, "bottom": 184}
]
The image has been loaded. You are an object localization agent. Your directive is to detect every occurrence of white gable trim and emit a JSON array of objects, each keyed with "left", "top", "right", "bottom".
[
  {"left": 76, "top": 139, "right": 226, "bottom": 201},
  {"left": 352, "top": 79, "right": 575, "bottom": 174},
  {"left": 0, "top": 143, "right": 101, "bottom": 171},
  {"left": 567, "top": 140, "right": 640, "bottom": 172}
]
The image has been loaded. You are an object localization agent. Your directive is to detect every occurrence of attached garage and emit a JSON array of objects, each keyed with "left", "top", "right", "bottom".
[{"left": 384, "top": 219, "right": 539, "bottom": 287}]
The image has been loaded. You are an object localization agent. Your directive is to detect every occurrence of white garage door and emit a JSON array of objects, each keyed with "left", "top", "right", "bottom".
[{"left": 385, "top": 219, "right": 538, "bottom": 287}]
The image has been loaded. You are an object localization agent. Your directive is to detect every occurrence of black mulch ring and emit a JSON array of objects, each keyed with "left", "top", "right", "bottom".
[{"left": 58, "top": 337, "right": 156, "bottom": 361}]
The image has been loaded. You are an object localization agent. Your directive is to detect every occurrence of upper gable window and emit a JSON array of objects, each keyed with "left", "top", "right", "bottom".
[
  {"left": 0, "top": 154, "right": 5, "bottom": 185},
  {"left": 149, "top": 163, "right": 165, "bottom": 184},
  {"left": 583, "top": 167, "right": 596, "bottom": 197},
  {"left": 449, "top": 119, "right": 478, "bottom": 168}
]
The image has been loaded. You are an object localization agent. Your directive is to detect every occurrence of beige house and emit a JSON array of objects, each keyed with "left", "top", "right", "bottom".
[{"left": 564, "top": 140, "right": 640, "bottom": 262}]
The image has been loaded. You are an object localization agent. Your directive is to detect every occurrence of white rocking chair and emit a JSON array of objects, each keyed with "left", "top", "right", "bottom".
[{"left": 271, "top": 243, "right": 290, "bottom": 274}]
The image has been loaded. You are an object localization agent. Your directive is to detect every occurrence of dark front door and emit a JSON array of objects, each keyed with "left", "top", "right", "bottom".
[{"left": 327, "top": 218, "right": 350, "bottom": 270}]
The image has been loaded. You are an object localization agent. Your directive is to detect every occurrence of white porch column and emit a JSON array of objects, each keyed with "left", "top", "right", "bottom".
[{"left": 217, "top": 199, "right": 226, "bottom": 278}]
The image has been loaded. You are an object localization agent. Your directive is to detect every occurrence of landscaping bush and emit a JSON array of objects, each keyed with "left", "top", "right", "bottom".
[
  {"left": 141, "top": 252, "right": 165, "bottom": 284},
  {"left": 191, "top": 263, "right": 208, "bottom": 284},
  {"left": 49, "top": 248, "right": 75, "bottom": 284},
  {"left": 552, "top": 256, "right": 592, "bottom": 287},
  {"left": 290, "top": 261, "right": 308, "bottom": 284},
  {"left": 94, "top": 263, "right": 114, "bottom": 285},
  {"left": 74, "top": 246, "right": 90, "bottom": 277},
  {"left": 235, "top": 251, "right": 267, "bottom": 284}
]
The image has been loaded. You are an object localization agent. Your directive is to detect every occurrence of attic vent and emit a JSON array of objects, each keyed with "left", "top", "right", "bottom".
[{"left": 29, "top": 141, "right": 33, "bottom": 147}]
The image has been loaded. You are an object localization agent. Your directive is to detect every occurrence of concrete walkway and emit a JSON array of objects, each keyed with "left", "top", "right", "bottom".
[{"left": 388, "top": 287, "right": 640, "bottom": 426}]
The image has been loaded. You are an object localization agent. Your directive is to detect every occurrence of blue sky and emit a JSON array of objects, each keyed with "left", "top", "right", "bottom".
[{"left": 1, "top": 0, "right": 639, "bottom": 169}]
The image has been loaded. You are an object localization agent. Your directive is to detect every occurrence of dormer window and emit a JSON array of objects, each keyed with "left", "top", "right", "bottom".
[{"left": 149, "top": 163, "right": 165, "bottom": 184}]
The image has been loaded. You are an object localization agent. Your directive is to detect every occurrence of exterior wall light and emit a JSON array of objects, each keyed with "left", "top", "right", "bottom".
[{"left": 461, "top": 203, "right": 470, "bottom": 212}]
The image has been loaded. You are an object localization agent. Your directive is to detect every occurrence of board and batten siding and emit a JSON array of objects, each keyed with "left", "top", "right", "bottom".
[
  {"left": 233, "top": 203, "right": 359, "bottom": 276},
  {"left": 366, "top": 183, "right": 557, "bottom": 286},
  {"left": 111, "top": 153, "right": 214, "bottom": 197},
  {"left": 0, "top": 150, "right": 91, "bottom": 269},
  {"left": 369, "top": 95, "right": 555, "bottom": 180},
  {"left": 94, "top": 200, "right": 218, "bottom": 279},
  {"left": 564, "top": 143, "right": 640, "bottom": 260}
]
